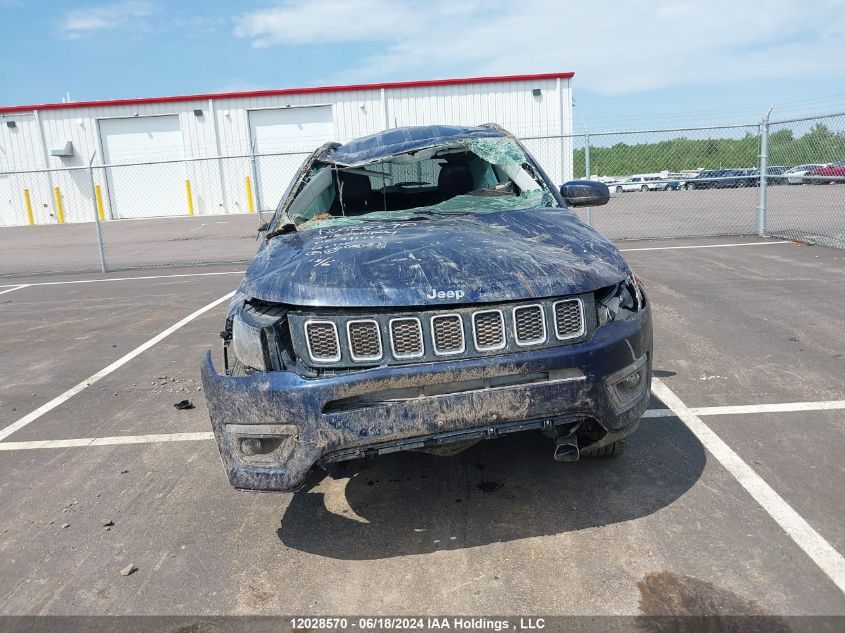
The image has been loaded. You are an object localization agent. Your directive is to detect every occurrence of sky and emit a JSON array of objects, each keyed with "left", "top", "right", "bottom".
[{"left": 1, "top": 0, "right": 844, "bottom": 131}]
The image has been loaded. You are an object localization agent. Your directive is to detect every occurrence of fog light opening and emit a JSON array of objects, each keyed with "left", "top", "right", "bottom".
[
  {"left": 605, "top": 354, "right": 649, "bottom": 412},
  {"left": 240, "top": 438, "right": 264, "bottom": 456},
  {"left": 619, "top": 370, "right": 643, "bottom": 391}
]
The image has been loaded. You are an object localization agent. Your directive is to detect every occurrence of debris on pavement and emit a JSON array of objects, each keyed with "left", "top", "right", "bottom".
[
  {"left": 174, "top": 400, "right": 195, "bottom": 410},
  {"left": 119, "top": 563, "right": 137, "bottom": 577},
  {"left": 101, "top": 519, "right": 114, "bottom": 527}
]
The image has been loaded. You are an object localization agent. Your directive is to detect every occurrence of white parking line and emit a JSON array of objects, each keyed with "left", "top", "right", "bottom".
[
  {"left": 652, "top": 378, "right": 845, "bottom": 594},
  {"left": 0, "top": 271, "right": 243, "bottom": 288},
  {"left": 0, "top": 432, "right": 213, "bottom": 451},
  {"left": 619, "top": 240, "right": 790, "bottom": 252},
  {"left": 0, "top": 291, "right": 236, "bottom": 442},
  {"left": 0, "top": 284, "right": 30, "bottom": 295},
  {"left": 642, "top": 399, "right": 845, "bottom": 418}
]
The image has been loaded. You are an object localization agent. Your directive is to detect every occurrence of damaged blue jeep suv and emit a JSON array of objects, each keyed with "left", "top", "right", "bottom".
[{"left": 201, "top": 124, "right": 652, "bottom": 491}]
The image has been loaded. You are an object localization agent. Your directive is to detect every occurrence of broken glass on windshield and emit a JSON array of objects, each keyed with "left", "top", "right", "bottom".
[{"left": 279, "top": 135, "right": 559, "bottom": 230}]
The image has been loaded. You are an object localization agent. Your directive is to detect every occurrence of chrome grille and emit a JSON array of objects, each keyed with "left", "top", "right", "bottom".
[
  {"left": 431, "top": 314, "right": 464, "bottom": 355},
  {"left": 513, "top": 305, "right": 546, "bottom": 345},
  {"left": 305, "top": 321, "right": 340, "bottom": 362},
  {"left": 472, "top": 310, "right": 505, "bottom": 351},
  {"left": 553, "top": 299, "right": 584, "bottom": 339},
  {"left": 390, "top": 318, "right": 424, "bottom": 358},
  {"left": 347, "top": 319, "right": 382, "bottom": 361}
]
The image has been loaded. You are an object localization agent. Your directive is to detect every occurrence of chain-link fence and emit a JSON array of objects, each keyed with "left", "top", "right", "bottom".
[
  {"left": 1, "top": 111, "right": 843, "bottom": 277},
  {"left": 766, "top": 112, "right": 845, "bottom": 248},
  {"left": 524, "top": 122, "right": 765, "bottom": 240},
  {"left": 0, "top": 150, "right": 310, "bottom": 276}
]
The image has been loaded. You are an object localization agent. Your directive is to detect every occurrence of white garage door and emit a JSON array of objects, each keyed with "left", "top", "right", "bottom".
[
  {"left": 248, "top": 106, "right": 334, "bottom": 211},
  {"left": 99, "top": 115, "right": 186, "bottom": 219}
]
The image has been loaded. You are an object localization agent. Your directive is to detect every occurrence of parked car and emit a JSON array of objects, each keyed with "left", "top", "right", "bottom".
[
  {"left": 645, "top": 176, "right": 681, "bottom": 191},
  {"left": 201, "top": 124, "right": 653, "bottom": 491},
  {"left": 743, "top": 166, "right": 788, "bottom": 187},
  {"left": 783, "top": 164, "right": 828, "bottom": 184},
  {"left": 611, "top": 175, "right": 676, "bottom": 192},
  {"left": 684, "top": 169, "right": 745, "bottom": 189},
  {"left": 611, "top": 176, "right": 650, "bottom": 193},
  {"left": 766, "top": 166, "right": 788, "bottom": 185},
  {"left": 735, "top": 169, "right": 760, "bottom": 187},
  {"left": 805, "top": 160, "right": 845, "bottom": 184}
]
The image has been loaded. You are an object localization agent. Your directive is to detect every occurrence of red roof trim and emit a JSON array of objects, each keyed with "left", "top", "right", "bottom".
[{"left": 0, "top": 72, "right": 574, "bottom": 114}]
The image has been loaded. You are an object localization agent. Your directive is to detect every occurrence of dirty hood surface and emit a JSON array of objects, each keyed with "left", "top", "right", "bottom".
[{"left": 240, "top": 209, "right": 630, "bottom": 308}]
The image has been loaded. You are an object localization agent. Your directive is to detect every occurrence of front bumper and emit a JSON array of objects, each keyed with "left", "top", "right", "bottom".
[{"left": 201, "top": 308, "right": 652, "bottom": 491}]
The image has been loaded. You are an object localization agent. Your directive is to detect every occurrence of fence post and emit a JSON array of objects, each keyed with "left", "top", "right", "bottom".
[
  {"left": 249, "top": 139, "right": 262, "bottom": 220},
  {"left": 88, "top": 153, "right": 107, "bottom": 273},
  {"left": 757, "top": 108, "right": 772, "bottom": 236},
  {"left": 584, "top": 133, "right": 592, "bottom": 226}
]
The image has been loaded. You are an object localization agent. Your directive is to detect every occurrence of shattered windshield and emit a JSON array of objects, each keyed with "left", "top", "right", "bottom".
[{"left": 278, "top": 136, "right": 559, "bottom": 231}]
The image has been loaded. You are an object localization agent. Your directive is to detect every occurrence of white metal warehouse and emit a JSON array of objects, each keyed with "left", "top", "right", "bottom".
[{"left": 0, "top": 73, "right": 574, "bottom": 226}]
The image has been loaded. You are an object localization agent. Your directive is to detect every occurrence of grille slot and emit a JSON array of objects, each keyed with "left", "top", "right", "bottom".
[
  {"left": 513, "top": 305, "right": 546, "bottom": 345},
  {"left": 304, "top": 321, "right": 341, "bottom": 362},
  {"left": 347, "top": 319, "right": 382, "bottom": 361},
  {"left": 389, "top": 318, "right": 424, "bottom": 358},
  {"left": 472, "top": 310, "right": 505, "bottom": 351},
  {"left": 553, "top": 299, "right": 584, "bottom": 339},
  {"left": 431, "top": 314, "right": 465, "bottom": 355}
]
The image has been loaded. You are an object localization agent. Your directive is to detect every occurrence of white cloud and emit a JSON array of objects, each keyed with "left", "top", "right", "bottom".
[
  {"left": 60, "top": 1, "right": 154, "bottom": 39},
  {"left": 233, "top": 0, "right": 845, "bottom": 95}
]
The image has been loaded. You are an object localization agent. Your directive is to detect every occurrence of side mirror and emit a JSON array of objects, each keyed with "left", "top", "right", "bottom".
[{"left": 560, "top": 180, "right": 610, "bottom": 207}]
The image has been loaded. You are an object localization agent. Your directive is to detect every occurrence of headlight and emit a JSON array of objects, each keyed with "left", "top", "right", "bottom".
[
  {"left": 232, "top": 312, "right": 270, "bottom": 371},
  {"left": 596, "top": 273, "right": 645, "bottom": 326}
]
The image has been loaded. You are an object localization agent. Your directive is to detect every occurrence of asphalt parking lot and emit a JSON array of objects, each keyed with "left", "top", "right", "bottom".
[{"left": 0, "top": 237, "right": 843, "bottom": 622}]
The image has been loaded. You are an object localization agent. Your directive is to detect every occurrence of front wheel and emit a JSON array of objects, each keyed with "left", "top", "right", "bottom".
[
  {"left": 640, "top": 185, "right": 648, "bottom": 192},
  {"left": 686, "top": 182, "right": 695, "bottom": 190},
  {"left": 616, "top": 186, "right": 623, "bottom": 193}
]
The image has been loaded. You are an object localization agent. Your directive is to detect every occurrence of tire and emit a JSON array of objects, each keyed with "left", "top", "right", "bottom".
[
  {"left": 640, "top": 185, "right": 648, "bottom": 192},
  {"left": 686, "top": 182, "right": 695, "bottom": 190},
  {"left": 581, "top": 439, "right": 625, "bottom": 458},
  {"left": 616, "top": 186, "right": 623, "bottom": 193}
]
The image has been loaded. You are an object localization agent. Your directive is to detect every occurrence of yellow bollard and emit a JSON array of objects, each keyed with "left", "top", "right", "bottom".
[
  {"left": 245, "top": 176, "right": 255, "bottom": 213},
  {"left": 23, "top": 188, "right": 35, "bottom": 225},
  {"left": 185, "top": 179, "right": 195, "bottom": 216},
  {"left": 53, "top": 186, "right": 65, "bottom": 224},
  {"left": 94, "top": 185, "right": 105, "bottom": 221}
]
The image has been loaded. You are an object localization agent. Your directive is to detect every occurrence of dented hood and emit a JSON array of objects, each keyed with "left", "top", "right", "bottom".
[{"left": 239, "top": 209, "right": 629, "bottom": 308}]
